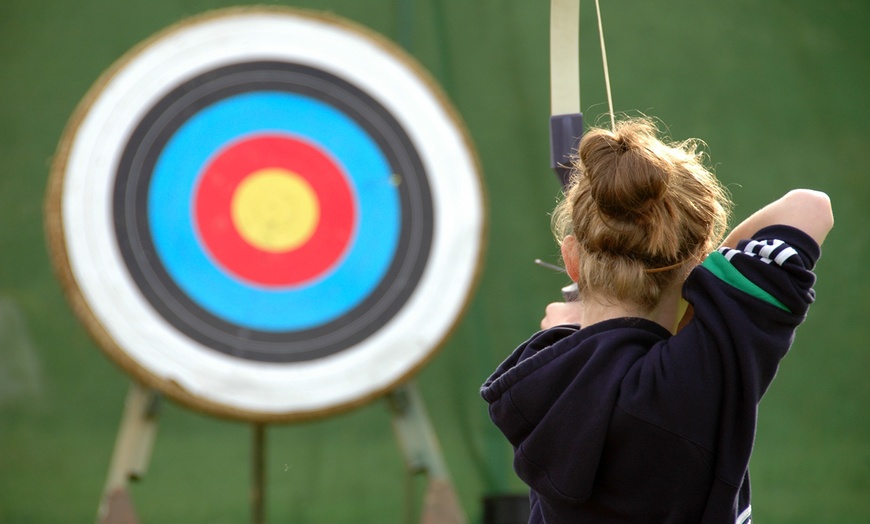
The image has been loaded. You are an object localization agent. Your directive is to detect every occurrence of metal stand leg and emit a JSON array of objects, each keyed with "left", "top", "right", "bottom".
[
  {"left": 387, "top": 382, "right": 466, "bottom": 524},
  {"left": 97, "top": 382, "right": 161, "bottom": 524},
  {"left": 251, "top": 423, "right": 267, "bottom": 524}
]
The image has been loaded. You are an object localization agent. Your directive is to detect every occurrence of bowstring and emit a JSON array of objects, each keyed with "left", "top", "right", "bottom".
[{"left": 594, "top": 0, "right": 616, "bottom": 131}]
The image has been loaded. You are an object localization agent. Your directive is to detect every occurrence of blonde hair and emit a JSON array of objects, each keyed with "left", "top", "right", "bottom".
[{"left": 552, "top": 117, "right": 731, "bottom": 311}]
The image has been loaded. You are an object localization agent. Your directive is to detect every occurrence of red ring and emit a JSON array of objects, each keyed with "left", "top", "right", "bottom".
[{"left": 194, "top": 134, "right": 356, "bottom": 287}]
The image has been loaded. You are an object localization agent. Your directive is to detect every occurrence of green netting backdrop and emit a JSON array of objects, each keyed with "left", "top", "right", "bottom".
[{"left": 1, "top": 0, "right": 868, "bottom": 522}]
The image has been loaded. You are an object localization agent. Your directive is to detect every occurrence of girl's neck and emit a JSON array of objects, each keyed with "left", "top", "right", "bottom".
[{"left": 579, "top": 286, "right": 684, "bottom": 335}]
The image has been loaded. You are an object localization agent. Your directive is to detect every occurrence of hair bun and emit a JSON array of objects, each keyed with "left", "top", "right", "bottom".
[
  {"left": 551, "top": 116, "right": 731, "bottom": 311},
  {"left": 578, "top": 121, "right": 671, "bottom": 221}
]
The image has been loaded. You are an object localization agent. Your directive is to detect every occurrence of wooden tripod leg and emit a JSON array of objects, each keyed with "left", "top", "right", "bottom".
[
  {"left": 387, "top": 382, "right": 466, "bottom": 524},
  {"left": 419, "top": 478, "right": 466, "bottom": 524},
  {"left": 97, "top": 382, "right": 161, "bottom": 524}
]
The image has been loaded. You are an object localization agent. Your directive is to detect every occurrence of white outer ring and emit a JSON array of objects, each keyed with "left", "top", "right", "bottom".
[{"left": 59, "top": 10, "right": 484, "bottom": 418}]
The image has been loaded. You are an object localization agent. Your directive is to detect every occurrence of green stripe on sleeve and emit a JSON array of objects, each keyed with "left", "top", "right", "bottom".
[{"left": 702, "top": 251, "right": 790, "bottom": 311}]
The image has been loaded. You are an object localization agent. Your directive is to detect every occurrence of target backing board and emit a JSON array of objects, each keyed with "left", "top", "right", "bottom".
[{"left": 46, "top": 7, "right": 486, "bottom": 422}]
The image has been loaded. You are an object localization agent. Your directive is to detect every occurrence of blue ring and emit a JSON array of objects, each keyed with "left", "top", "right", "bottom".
[{"left": 148, "top": 92, "right": 400, "bottom": 331}]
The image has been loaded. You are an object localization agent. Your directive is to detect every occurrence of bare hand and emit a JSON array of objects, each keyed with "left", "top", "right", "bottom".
[{"left": 541, "top": 301, "right": 584, "bottom": 330}]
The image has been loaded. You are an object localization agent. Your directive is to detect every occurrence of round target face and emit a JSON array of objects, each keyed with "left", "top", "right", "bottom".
[{"left": 46, "top": 8, "right": 485, "bottom": 421}]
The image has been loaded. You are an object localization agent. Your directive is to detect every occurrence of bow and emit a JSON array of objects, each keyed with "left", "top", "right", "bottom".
[
  {"left": 548, "top": 0, "right": 614, "bottom": 300},
  {"left": 549, "top": 0, "right": 584, "bottom": 188},
  {"left": 549, "top": 0, "right": 615, "bottom": 187},
  {"left": 548, "top": 0, "right": 583, "bottom": 300}
]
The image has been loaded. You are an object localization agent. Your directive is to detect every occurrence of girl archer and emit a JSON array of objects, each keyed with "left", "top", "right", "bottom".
[{"left": 481, "top": 117, "right": 833, "bottom": 523}]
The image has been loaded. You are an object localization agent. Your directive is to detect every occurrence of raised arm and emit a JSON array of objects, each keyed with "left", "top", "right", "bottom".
[{"left": 721, "top": 189, "right": 833, "bottom": 248}]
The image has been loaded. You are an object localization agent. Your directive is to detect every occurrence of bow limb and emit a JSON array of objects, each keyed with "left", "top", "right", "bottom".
[
  {"left": 549, "top": 0, "right": 583, "bottom": 301},
  {"left": 549, "top": 0, "right": 584, "bottom": 188}
]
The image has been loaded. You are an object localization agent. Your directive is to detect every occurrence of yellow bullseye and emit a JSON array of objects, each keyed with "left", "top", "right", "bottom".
[{"left": 231, "top": 168, "right": 320, "bottom": 253}]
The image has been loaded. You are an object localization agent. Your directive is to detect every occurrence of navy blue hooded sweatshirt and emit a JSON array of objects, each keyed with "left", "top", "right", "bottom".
[{"left": 481, "top": 226, "right": 820, "bottom": 523}]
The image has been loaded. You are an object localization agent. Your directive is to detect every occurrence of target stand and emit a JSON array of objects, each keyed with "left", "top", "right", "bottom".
[
  {"left": 45, "top": 8, "right": 484, "bottom": 524},
  {"left": 96, "top": 381, "right": 465, "bottom": 524}
]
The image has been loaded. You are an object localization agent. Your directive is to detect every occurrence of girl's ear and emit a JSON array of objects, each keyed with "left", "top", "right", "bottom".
[{"left": 561, "top": 235, "right": 581, "bottom": 283}]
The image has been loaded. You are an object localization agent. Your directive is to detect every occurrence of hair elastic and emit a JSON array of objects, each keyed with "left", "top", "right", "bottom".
[{"left": 644, "top": 260, "right": 687, "bottom": 274}]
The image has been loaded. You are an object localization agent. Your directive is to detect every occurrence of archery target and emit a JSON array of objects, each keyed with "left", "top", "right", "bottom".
[{"left": 46, "top": 8, "right": 485, "bottom": 421}]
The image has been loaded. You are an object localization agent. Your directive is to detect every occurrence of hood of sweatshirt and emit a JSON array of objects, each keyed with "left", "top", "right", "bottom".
[{"left": 480, "top": 318, "right": 672, "bottom": 504}]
